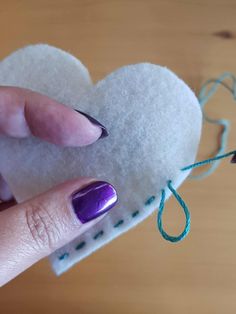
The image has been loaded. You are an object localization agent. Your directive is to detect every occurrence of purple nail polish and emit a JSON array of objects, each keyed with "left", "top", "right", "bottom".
[
  {"left": 71, "top": 181, "right": 118, "bottom": 223},
  {"left": 75, "top": 110, "right": 109, "bottom": 138},
  {"left": 231, "top": 154, "right": 236, "bottom": 163}
]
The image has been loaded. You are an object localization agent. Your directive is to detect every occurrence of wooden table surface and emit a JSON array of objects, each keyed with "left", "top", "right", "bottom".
[{"left": 1, "top": 1, "right": 236, "bottom": 313}]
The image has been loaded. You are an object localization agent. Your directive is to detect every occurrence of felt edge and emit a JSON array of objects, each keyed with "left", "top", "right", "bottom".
[
  {"left": 0, "top": 43, "right": 92, "bottom": 86},
  {"left": 50, "top": 169, "right": 191, "bottom": 275}
]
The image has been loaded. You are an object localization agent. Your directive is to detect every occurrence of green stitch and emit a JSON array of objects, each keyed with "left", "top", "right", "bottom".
[
  {"left": 93, "top": 230, "right": 104, "bottom": 240},
  {"left": 114, "top": 219, "right": 124, "bottom": 228},
  {"left": 132, "top": 210, "right": 140, "bottom": 217},
  {"left": 145, "top": 195, "right": 155, "bottom": 206},
  {"left": 59, "top": 252, "right": 69, "bottom": 260},
  {"left": 75, "top": 241, "right": 86, "bottom": 250}
]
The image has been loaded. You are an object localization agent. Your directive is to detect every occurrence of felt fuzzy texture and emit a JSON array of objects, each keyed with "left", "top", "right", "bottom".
[{"left": 0, "top": 44, "right": 202, "bottom": 275}]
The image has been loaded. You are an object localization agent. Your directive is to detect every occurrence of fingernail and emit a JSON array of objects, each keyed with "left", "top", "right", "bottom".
[
  {"left": 71, "top": 181, "right": 118, "bottom": 223},
  {"left": 231, "top": 154, "right": 236, "bottom": 163},
  {"left": 75, "top": 110, "right": 109, "bottom": 138}
]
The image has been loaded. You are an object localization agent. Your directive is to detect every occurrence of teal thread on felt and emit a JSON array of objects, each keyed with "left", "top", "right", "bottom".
[
  {"left": 132, "top": 210, "right": 140, "bottom": 217},
  {"left": 93, "top": 230, "right": 104, "bottom": 240},
  {"left": 191, "top": 72, "right": 236, "bottom": 179},
  {"left": 114, "top": 219, "right": 124, "bottom": 228},
  {"left": 59, "top": 211, "right": 144, "bottom": 260},
  {"left": 158, "top": 73, "right": 236, "bottom": 242},
  {"left": 145, "top": 196, "right": 155, "bottom": 205},
  {"left": 75, "top": 241, "right": 86, "bottom": 250},
  {"left": 58, "top": 144, "right": 235, "bottom": 256},
  {"left": 58, "top": 150, "right": 236, "bottom": 260},
  {"left": 157, "top": 180, "right": 190, "bottom": 242},
  {"left": 59, "top": 252, "right": 69, "bottom": 260},
  {"left": 58, "top": 147, "right": 236, "bottom": 256}
]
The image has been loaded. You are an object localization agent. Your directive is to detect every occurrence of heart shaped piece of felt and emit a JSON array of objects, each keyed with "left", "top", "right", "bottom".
[{"left": 0, "top": 44, "right": 202, "bottom": 275}]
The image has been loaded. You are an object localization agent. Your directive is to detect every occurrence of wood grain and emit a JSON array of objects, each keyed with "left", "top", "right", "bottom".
[{"left": 1, "top": 1, "right": 236, "bottom": 313}]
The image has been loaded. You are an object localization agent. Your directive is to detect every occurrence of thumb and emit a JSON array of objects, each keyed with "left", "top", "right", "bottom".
[{"left": 0, "top": 178, "right": 117, "bottom": 286}]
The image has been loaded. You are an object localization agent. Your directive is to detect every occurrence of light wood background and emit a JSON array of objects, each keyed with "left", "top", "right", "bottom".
[{"left": 1, "top": 1, "right": 236, "bottom": 313}]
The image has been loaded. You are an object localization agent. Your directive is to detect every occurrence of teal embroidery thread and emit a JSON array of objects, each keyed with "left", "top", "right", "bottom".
[
  {"left": 93, "top": 230, "right": 104, "bottom": 240},
  {"left": 75, "top": 241, "right": 86, "bottom": 250},
  {"left": 159, "top": 149, "right": 236, "bottom": 242},
  {"left": 58, "top": 252, "right": 69, "bottom": 260},
  {"left": 182, "top": 150, "right": 236, "bottom": 171},
  {"left": 132, "top": 210, "right": 140, "bottom": 217},
  {"left": 114, "top": 219, "right": 124, "bottom": 228},
  {"left": 157, "top": 180, "right": 190, "bottom": 243},
  {"left": 191, "top": 72, "right": 236, "bottom": 179},
  {"left": 157, "top": 73, "right": 236, "bottom": 242},
  {"left": 145, "top": 196, "right": 156, "bottom": 205}
]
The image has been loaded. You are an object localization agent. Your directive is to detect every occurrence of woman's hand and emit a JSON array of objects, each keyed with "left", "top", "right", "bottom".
[{"left": 0, "top": 87, "right": 117, "bottom": 287}]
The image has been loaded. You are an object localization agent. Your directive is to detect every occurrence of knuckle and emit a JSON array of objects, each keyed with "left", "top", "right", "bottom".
[{"left": 25, "top": 201, "right": 62, "bottom": 252}]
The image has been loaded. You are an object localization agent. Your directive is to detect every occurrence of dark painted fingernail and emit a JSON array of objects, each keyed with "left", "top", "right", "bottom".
[
  {"left": 75, "top": 110, "right": 109, "bottom": 138},
  {"left": 231, "top": 154, "right": 236, "bottom": 163},
  {"left": 71, "top": 181, "right": 117, "bottom": 223}
]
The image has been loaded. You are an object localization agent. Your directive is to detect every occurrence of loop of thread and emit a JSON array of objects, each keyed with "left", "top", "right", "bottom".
[
  {"left": 158, "top": 73, "right": 236, "bottom": 243},
  {"left": 160, "top": 148, "right": 236, "bottom": 243},
  {"left": 191, "top": 72, "right": 236, "bottom": 179},
  {"left": 157, "top": 180, "right": 190, "bottom": 243}
]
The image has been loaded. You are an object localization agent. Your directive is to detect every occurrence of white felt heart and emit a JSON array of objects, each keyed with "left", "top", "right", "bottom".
[{"left": 0, "top": 45, "right": 202, "bottom": 275}]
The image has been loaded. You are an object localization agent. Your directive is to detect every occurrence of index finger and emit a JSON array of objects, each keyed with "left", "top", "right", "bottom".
[{"left": 0, "top": 86, "right": 106, "bottom": 146}]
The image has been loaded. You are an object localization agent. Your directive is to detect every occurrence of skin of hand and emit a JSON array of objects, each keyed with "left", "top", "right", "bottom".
[{"left": 0, "top": 87, "right": 117, "bottom": 287}]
